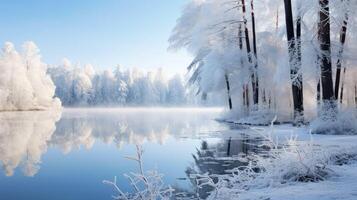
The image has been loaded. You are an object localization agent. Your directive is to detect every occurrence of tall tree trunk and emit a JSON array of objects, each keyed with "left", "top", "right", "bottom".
[
  {"left": 318, "top": 0, "right": 336, "bottom": 118},
  {"left": 295, "top": 2, "right": 304, "bottom": 120},
  {"left": 283, "top": 0, "right": 304, "bottom": 122},
  {"left": 262, "top": 89, "right": 267, "bottom": 105},
  {"left": 241, "top": 0, "right": 258, "bottom": 106},
  {"left": 243, "top": 84, "right": 250, "bottom": 114},
  {"left": 335, "top": 2, "right": 349, "bottom": 100},
  {"left": 317, "top": 79, "right": 321, "bottom": 107},
  {"left": 355, "top": 84, "right": 357, "bottom": 108},
  {"left": 251, "top": 0, "right": 259, "bottom": 105},
  {"left": 243, "top": 85, "right": 246, "bottom": 108},
  {"left": 340, "top": 67, "right": 347, "bottom": 104},
  {"left": 227, "top": 137, "right": 232, "bottom": 156},
  {"left": 245, "top": 84, "right": 250, "bottom": 109},
  {"left": 238, "top": 24, "right": 247, "bottom": 112},
  {"left": 225, "top": 73, "right": 233, "bottom": 110}
]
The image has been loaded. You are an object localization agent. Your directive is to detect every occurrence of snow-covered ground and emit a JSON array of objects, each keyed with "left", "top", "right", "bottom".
[
  {"left": 239, "top": 162, "right": 357, "bottom": 200},
  {"left": 212, "top": 124, "right": 357, "bottom": 200}
]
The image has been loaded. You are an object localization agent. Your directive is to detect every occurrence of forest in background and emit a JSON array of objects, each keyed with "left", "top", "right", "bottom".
[{"left": 48, "top": 60, "right": 190, "bottom": 106}]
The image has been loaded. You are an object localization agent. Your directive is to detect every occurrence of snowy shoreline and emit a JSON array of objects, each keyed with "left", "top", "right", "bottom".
[{"left": 208, "top": 123, "right": 357, "bottom": 200}]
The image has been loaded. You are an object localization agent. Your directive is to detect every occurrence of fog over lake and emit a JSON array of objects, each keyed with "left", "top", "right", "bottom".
[{"left": 1, "top": 108, "right": 253, "bottom": 200}]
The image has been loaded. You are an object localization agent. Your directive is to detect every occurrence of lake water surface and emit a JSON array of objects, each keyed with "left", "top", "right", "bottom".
[{"left": 0, "top": 108, "right": 265, "bottom": 200}]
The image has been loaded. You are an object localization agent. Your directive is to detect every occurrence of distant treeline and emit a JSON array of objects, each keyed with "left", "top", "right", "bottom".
[{"left": 48, "top": 60, "right": 191, "bottom": 106}]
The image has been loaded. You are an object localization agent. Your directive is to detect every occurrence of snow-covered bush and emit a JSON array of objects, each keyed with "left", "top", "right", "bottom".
[
  {"left": 310, "top": 109, "right": 357, "bottom": 135},
  {"left": 104, "top": 145, "right": 174, "bottom": 200}
]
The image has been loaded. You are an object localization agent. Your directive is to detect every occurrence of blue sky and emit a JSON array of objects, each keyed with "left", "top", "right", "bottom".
[{"left": 0, "top": 0, "right": 191, "bottom": 74}]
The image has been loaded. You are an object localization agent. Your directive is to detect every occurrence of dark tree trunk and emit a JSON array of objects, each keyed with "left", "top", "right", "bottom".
[
  {"left": 238, "top": 24, "right": 243, "bottom": 50},
  {"left": 317, "top": 79, "right": 321, "bottom": 106},
  {"left": 318, "top": 0, "right": 336, "bottom": 118},
  {"left": 296, "top": 8, "right": 302, "bottom": 68},
  {"left": 243, "top": 85, "right": 250, "bottom": 115},
  {"left": 318, "top": 0, "right": 334, "bottom": 101},
  {"left": 262, "top": 89, "right": 267, "bottom": 105},
  {"left": 283, "top": 0, "right": 304, "bottom": 122},
  {"left": 245, "top": 84, "right": 250, "bottom": 109},
  {"left": 340, "top": 67, "right": 347, "bottom": 104},
  {"left": 243, "top": 85, "right": 246, "bottom": 107},
  {"left": 251, "top": 0, "right": 259, "bottom": 105},
  {"left": 241, "top": 0, "right": 258, "bottom": 106},
  {"left": 227, "top": 137, "right": 232, "bottom": 156},
  {"left": 251, "top": 0, "right": 257, "bottom": 57},
  {"left": 225, "top": 73, "right": 233, "bottom": 110},
  {"left": 295, "top": 3, "right": 304, "bottom": 120},
  {"left": 355, "top": 84, "right": 357, "bottom": 108},
  {"left": 335, "top": 5, "right": 348, "bottom": 100}
]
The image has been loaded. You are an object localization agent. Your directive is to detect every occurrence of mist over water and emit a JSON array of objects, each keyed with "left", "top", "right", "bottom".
[{"left": 0, "top": 108, "right": 235, "bottom": 200}]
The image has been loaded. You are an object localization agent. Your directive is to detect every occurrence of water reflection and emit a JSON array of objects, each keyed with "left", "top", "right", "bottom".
[
  {"left": 51, "top": 108, "right": 224, "bottom": 151},
  {"left": 183, "top": 134, "right": 268, "bottom": 199},
  {"left": 0, "top": 111, "right": 61, "bottom": 176},
  {"left": 0, "top": 108, "right": 224, "bottom": 177}
]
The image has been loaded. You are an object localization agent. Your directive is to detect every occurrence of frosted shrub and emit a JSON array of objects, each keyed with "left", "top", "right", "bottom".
[
  {"left": 310, "top": 108, "right": 357, "bottom": 135},
  {"left": 104, "top": 145, "right": 174, "bottom": 200}
]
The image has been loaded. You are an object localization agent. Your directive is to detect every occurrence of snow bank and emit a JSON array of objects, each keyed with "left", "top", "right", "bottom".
[
  {"left": 197, "top": 124, "right": 357, "bottom": 200},
  {"left": 310, "top": 109, "right": 357, "bottom": 135},
  {"left": 0, "top": 42, "right": 61, "bottom": 111}
]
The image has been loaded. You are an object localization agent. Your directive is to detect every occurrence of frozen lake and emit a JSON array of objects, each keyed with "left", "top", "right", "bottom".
[{"left": 0, "top": 108, "right": 267, "bottom": 200}]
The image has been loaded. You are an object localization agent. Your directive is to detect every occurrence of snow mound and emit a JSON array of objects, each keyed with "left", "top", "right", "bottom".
[
  {"left": 0, "top": 42, "right": 61, "bottom": 111},
  {"left": 310, "top": 109, "right": 357, "bottom": 135}
]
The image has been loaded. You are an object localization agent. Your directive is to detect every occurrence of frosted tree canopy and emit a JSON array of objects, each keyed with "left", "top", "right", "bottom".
[
  {"left": 0, "top": 42, "right": 61, "bottom": 111},
  {"left": 169, "top": 0, "right": 357, "bottom": 126}
]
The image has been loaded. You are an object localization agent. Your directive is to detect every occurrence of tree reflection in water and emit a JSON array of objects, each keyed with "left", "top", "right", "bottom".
[
  {"left": 0, "top": 108, "right": 224, "bottom": 177},
  {"left": 0, "top": 111, "right": 61, "bottom": 176},
  {"left": 182, "top": 133, "right": 269, "bottom": 199}
]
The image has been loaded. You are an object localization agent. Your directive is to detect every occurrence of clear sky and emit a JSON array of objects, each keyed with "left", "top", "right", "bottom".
[{"left": 0, "top": 0, "right": 191, "bottom": 74}]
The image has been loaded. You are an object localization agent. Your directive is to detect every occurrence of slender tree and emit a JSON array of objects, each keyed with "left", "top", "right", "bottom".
[
  {"left": 238, "top": 24, "right": 248, "bottom": 112},
  {"left": 241, "top": 0, "right": 258, "bottom": 106},
  {"left": 242, "top": 85, "right": 250, "bottom": 112},
  {"left": 339, "top": 67, "right": 347, "bottom": 103},
  {"left": 243, "top": 85, "right": 246, "bottom": 108},
  {"left": 317, "top": 79, "right": 321, "bottom": 107},
  {"left": 318, "top": 0, "right": 336, "bottom": 118},
  {"left": 318, "top": 0, "right": 334, "bottom": 101},
  {"left": 355, "top": 85, "right": 357, "bottom": 108},
  {"left": 225, "top": 73, "right": 233, "bottom": 109},
  {"left": 250, "top": 0, "right": 259, "bottom": 105},
  {"left": 283, "top": 0, "right": 304, "bottom": 122},
  {"left": 334, "top": 0, "right": 349, "bottom": 101}
]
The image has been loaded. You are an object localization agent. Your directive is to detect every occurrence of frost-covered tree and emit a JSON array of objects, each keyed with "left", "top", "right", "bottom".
[
  {"left": 154, "top": 68, "right": 168, "bottom": 104},
  {"left": 0, "top": 42, "right": 61, "bottom": 111},
  {"left": 169, "top": 0, "right": 357, "bottom": 125},
  {"left": 168, "top": 75, "right": 186, "bottom": 105},
  {"left": 71, "top": 68, "right": 92, "bottom": 105}
]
